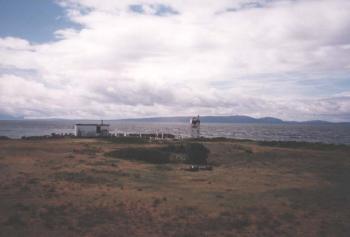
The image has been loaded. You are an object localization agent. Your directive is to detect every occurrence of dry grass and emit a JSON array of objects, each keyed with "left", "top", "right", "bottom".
[{"left": 0, "top": 138, "right": 349, "bottom": 237}]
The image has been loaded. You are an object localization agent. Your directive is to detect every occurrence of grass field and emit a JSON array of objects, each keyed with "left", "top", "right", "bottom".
[{"left": 0, "top": 138, "right": 349, "bottom": 237}]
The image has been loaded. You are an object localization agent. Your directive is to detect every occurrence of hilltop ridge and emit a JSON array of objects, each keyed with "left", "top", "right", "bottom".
[{"left": 118, "top": 115, "right": 335, "bottom": 124}]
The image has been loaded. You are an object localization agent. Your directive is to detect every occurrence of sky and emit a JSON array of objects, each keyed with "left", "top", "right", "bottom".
[{"left": 0, "top": 0, "right": 350, "bottom": 121}]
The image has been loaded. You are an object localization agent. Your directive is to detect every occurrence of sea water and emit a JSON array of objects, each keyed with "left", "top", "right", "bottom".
[{"left": 1, "top": 120, "right": 350, "bottom": 144}]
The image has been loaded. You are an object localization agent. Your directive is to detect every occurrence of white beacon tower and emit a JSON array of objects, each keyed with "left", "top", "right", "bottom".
[{"left": 190, "top": 115, "right": 200, "bottom": 138}]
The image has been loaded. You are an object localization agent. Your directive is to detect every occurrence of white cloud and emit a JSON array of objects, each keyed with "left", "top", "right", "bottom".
[{"left": 1, "top": 0, "right": 350, "bottom": 121}]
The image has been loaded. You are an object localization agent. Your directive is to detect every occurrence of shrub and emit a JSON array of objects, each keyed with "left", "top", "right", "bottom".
[
  {"left": 5, "top": 214, "right": 26, "bottom": 226},
  {"left": 160, "top": 143, "right": 187, "bottom": 153},
  {"left": 185, "top": 143, "right": 209, "bottom": 165},
  {"left": 105, "top": 142, "right": 209, "bottom": 165}
]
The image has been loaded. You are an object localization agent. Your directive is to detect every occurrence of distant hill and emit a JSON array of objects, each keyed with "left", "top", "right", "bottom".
[
  {"left": 300, "top": 120, "right": 331, "bottom": 124},
  {"left": 0, "top": 114, "right": 345, "bottom": 124},
  {"left": 0, "top": 114, "right": 23, "bottom": 120},
  {"left": 117, "top": 115, "right": 335, "bottom": 124}
]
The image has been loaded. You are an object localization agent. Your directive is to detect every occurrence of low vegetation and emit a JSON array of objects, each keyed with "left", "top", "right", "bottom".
[
  {"left": 53, "top": 171, "right": 109, "bottom": 184},
  {"left": 257, "top": 140, "right": 350, "bottom": 151},
  {"left": 0, "top": 138, "right": 349, "bottom": 237},
  {"left": 184, "top": 143, "right": 210, "bottom": 165},
  {"left": 105, "top": 142, "right": 209, "bottom": 165},
  {"left": 103, "top": 136, "right": 148, "bottom": 144}
]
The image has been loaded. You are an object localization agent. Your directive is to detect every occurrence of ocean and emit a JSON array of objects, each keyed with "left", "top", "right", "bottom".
[{"left": 1, "top": 120, "right": 350, "bottom": 145}]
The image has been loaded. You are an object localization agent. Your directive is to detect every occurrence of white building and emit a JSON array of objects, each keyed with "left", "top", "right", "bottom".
[{"left": 75, "top": 122, "right": 110, "bottom": 137}]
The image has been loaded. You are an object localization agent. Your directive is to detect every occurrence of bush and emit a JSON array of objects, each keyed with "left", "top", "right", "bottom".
[
  {"left": 5, "top": 214, "right": 26, "bottom": 226},
  {"left": 105, "top": 142, "right": 209, "bottom": 165},
  {"left": 160, "top": 143, "right": 187, "bottom": 153},
  {"left": 185, "top": 143, "right": 209, "bottom": 165}
]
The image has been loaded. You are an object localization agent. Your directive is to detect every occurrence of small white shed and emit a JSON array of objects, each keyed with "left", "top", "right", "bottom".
[{"left": 75, "top": 123, "right": 110, "bottom": 137}]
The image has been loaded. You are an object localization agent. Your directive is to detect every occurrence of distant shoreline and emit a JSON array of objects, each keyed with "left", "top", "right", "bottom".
[
  {"left": 2, "top": 135, "right": 350, "bottom": 147},
  {"left": 1, "top": 120, "right": 349, "bottom": 144},
  {"left": 1, "top": 115, "right": 350, "bottom": 124}
]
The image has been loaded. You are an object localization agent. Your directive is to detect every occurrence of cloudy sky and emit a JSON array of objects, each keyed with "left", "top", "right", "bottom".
[{"left": 0, "top": 0, "right": 350, "bottom": 121}]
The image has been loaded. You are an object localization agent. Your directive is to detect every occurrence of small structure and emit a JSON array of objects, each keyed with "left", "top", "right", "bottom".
[
  {"left": 75, "top": 121, "right": 109, "bottom": 137},
  {"left": 190, "top": 115, "right": 200, "bottom": 138}
]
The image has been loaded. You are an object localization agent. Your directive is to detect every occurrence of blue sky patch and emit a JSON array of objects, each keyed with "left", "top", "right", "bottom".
[
  {"left": 0, "top": 0, "right": 80, "bottom": 43},
  {"left": 128, "top": 4, "right": 179, "bottom": 16}
]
